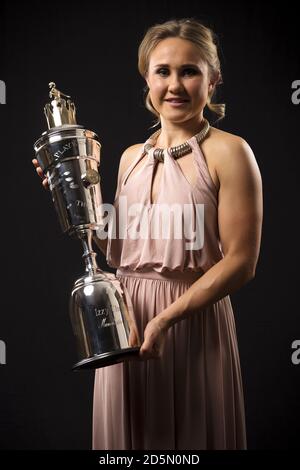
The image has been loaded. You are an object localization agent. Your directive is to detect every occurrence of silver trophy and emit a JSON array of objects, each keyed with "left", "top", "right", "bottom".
[{"left": 34, "top": 82, "right": 140, "bottom": 370}]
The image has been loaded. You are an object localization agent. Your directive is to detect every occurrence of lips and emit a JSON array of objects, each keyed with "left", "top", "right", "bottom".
[{"left": 165, "top": 98, "right": 189, "bottom": 103}]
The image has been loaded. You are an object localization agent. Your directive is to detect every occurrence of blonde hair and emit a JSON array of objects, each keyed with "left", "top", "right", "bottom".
[{"left": 138, "top": 18, "right": 225, "bottom": 126}]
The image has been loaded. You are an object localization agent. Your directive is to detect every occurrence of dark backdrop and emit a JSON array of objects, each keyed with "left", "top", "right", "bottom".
[{"left": 0, "top": 0, "right": 299, "bottom": 450}]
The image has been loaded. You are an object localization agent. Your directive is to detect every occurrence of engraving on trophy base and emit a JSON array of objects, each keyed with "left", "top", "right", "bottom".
[{"left": 94, "top": 306, "right": 123, "bottom": 329}]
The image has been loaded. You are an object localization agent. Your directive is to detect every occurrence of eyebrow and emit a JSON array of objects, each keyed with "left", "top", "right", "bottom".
[{"left": 153, "top": 63, "right": 200, "bottom": 68}]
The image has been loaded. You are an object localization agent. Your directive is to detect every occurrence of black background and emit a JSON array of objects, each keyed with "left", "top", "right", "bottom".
[{"left": 0, "top": 0, "right": 299, "bottom": 450}]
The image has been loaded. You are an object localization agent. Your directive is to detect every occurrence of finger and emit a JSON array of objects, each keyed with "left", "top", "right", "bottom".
[
  {"left": 32, "top": 158, "right": 39, "bottom": 168},
  {"left": 36, "top": 167, "right": 44, "bottom": 179},
  {"left": 42, "top": 178, "right": 49, "bottom": 189},
  {"left": 139, "top": 340, "right": 150, "bottom": 356},
  {"left": 139, "top": 345, "right": 159, "bottom": 360},
  {"left": 139, "top": 346, "right": 149, "bottom": 359}
]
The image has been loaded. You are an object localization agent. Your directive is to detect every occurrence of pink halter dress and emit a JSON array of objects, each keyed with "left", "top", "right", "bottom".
[{"left": 93, "top": 132, "right": 247, "bottom": 450}]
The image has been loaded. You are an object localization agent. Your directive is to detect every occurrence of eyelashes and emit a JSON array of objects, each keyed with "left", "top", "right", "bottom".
[{"left": 155, "top": 68, "right": 200, "bottom": 77}]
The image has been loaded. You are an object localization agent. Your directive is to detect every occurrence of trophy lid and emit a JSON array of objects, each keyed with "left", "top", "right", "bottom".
[{"left": 44, "top": 82, "right": 77, "bottom": 129}]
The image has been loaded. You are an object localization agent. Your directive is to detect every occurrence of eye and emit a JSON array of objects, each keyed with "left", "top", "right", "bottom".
[
  {"left": 156, "top": 68, "right": 169, "bottom": 77},
  {"left": 182, "top": 68, "right": 198, "bottom": 76}
]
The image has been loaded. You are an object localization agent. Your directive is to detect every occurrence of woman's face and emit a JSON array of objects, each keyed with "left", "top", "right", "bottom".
[{"left": 146, "top": 37, "right": 213, "bottom": 125}]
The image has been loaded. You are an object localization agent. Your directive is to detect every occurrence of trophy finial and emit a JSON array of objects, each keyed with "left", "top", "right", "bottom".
[{"left": 44, "top": 82, "right": 77, "bottom": 129}]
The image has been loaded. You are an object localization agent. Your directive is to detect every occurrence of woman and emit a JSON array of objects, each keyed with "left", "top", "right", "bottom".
[{"left": 33, "top": 18, "right": 263, "bottom": 450}]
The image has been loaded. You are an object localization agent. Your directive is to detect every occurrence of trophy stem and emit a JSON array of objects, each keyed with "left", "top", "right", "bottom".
[{"left": 77, "top": 228, "right": 101, "bottom": 275}]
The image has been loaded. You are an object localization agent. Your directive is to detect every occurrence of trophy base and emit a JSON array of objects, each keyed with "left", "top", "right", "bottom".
[{"left": 72, "top": 347, "right": 140, "bottom": 371}]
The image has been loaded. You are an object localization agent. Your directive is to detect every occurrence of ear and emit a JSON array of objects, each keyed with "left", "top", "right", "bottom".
[{"left": 145, "top": 75, "right": 150, "bottom": 88}]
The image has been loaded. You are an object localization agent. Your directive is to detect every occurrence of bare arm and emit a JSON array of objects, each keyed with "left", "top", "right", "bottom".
[{"left": 158, "top": 136, "right": 263, "bottom": 328}]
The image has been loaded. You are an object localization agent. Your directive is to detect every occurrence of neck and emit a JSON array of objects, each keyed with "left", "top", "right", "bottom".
[{"left": 156, "top": 115, "right": 205, "bottom": 147}]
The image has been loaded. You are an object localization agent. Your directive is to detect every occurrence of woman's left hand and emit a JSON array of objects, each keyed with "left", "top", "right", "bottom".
[{"left": 139, "top": 315, "right": 169, "bottom": 360}]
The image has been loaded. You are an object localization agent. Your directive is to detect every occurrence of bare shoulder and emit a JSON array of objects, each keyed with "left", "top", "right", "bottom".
[
  {"left": 207, "top": 127, "right": 261, "bottom": 183},
  {"left": 121, "top": 143, "right": 144, "bottom": 160},
  {"left": 117, "top": 143, "right": 144, "bottom": 184},
  {"left": 208, "top": 126, "right": 254, "bottom": 158}
]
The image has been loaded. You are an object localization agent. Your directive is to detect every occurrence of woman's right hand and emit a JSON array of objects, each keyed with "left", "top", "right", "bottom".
[{"left": 32, "top": 158, "right": 49, "bottom": 190}]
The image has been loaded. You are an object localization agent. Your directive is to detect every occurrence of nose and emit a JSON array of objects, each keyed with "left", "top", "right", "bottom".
[{"left": 167, "top": 72, "right": 184, "bottom": 93}]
